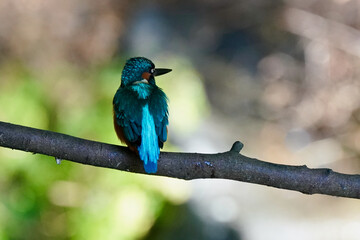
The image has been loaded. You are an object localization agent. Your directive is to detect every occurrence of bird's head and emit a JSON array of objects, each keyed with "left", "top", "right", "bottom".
[{"left": 120, "top": 57, "right": 172, "bottom": 87}]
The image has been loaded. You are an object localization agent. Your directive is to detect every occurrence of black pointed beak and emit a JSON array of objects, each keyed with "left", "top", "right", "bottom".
[{"left": 154, "top": 68, "right": 172, "bottom": 76}]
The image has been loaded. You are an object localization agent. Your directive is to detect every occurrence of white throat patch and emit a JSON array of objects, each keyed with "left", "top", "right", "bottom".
[{"left": 132, "top": 79, "right": 149, "bottom": 85}]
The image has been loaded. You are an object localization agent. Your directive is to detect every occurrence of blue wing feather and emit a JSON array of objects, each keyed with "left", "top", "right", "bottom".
[
  {"left": 113, "top": 88, "right": 143, "bottom": 144},
  {"left": 149, "top": 87, "right": 169, "bottom": 147}
]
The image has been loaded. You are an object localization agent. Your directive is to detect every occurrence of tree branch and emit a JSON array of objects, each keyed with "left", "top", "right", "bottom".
[{"left": 0, "top": 121, "right": 359, "bottom": 199}]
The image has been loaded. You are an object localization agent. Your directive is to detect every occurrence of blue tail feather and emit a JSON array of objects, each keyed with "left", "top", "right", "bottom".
[
  {"left": 138, "top": 104, "right": 160, "bottom": 173},
  {"left": 144, "top": 160, "right": 157, "bottom": 173}
]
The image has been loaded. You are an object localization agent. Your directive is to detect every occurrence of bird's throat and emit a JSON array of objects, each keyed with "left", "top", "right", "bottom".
[
  {"left": 133, "top": 79, "right": 149, "bottom": 84},
  {"left": 130, "top": 82, "right": 152, "bottom": 99}
]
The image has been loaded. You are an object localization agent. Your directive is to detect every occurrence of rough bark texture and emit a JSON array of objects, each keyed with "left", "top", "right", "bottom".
[{"left": 0, "top": 121, "right": 359, "bottom": 199}]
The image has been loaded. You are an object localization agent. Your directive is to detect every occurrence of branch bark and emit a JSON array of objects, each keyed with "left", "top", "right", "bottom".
[{"left": 0, "top": 121, "right": 359, "bottom": 199}]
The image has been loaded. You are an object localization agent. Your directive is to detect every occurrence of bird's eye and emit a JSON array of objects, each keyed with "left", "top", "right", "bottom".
[{"left": 150, "top": 69, "right": 155, "bottom": 74}]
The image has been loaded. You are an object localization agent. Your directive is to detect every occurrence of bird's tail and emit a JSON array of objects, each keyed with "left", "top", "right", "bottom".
[
  {"left": 138, "top": 105, "right": 160, "bottom": 173},
  {"left": 143, "top": 156, "right": 158, "bottom": 173}
]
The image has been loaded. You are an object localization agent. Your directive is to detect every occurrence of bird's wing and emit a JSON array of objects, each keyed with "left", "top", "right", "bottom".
[
  {"left": 149, "top": 87, "right": 169, "bottom": 148},
  {"left": 113, "top": 88, "right": 143, "bottom": 144}
]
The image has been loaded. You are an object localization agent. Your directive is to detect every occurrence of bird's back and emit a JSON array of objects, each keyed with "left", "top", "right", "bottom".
[{"left": 113, "top": 84, "right": 169, "bottom": 173}]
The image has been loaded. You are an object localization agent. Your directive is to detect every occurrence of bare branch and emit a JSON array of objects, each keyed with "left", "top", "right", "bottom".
[{"left": 0, "top": 121, "right": 359, "bottom": 199}]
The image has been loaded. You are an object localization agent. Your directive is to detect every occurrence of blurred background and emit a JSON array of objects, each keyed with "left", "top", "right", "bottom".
[{"left": 0, "top": 0, "right": 360, "bottom": 239}]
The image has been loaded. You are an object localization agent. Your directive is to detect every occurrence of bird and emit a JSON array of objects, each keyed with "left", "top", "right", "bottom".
[{"left": 113, "top": 57, "right": 171, "bottom": 173}]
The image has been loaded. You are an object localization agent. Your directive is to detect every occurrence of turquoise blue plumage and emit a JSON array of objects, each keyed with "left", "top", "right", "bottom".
[{"left": 113, "top": 57, "right": 171, "bottom": 173}]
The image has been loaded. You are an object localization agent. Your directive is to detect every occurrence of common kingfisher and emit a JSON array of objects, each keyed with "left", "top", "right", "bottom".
[{"left": 113, "top": 57, "right": 171, "bottom": 173}]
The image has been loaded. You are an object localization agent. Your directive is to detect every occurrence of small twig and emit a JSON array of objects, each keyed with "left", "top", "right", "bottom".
[
  {"left": 0, "top": 121, "right": 359, "bottom": 199},
  {"left": 230, "top": 141, "right": 244, "bottom": 152}
]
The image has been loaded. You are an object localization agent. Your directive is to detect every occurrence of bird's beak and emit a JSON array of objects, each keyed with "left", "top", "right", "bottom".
[{"left": 154, "top": 68, "right": 172, "bottom": 76}]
